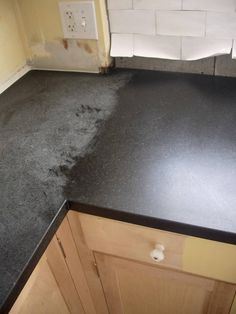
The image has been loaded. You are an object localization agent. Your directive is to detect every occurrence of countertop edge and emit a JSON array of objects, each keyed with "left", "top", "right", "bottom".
[{"left": 69, "top": 201, "right": 236, "bottom": 245}]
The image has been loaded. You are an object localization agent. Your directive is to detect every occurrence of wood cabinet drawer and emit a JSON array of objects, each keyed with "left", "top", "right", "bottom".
[
  {"left": 79, "top": 213, "right": 186, "bottom": 270},
  {"left": 78, "top": 212, "right": 236, "bottom": 284}
]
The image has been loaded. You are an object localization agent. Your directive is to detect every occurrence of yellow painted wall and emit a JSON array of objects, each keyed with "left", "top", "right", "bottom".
[
  {"left": 16, "top": 0, "right": 111, "bottom": 73},
  {"left": 183, "top": 236, "right": 236, "bottom": 284},
  {"left": 0, "top": 0, "right": 27, "bottom": 85}
]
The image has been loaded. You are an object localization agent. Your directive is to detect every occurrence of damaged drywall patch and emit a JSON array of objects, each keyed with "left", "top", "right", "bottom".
[
  {"left": 31, "top": 39, "right": 99, "bottom": 72},
  {"left": 16, "top": 0, "right": 111, "bottom": 72},
  {"left": 31, "top": 42, "right": 51, "bottom": 58}
]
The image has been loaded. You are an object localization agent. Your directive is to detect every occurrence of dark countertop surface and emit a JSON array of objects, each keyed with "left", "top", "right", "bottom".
[
  {"left": 1, "top": 69, "right": 236, "bottom": 311},
  {"left": 65, "top": 70, "right": 236, "bottom": 242}
]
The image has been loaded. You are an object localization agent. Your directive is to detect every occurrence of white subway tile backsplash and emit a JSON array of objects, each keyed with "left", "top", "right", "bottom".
[
  {"left": 206, "top": 12, "right": 236, "bottom": 39},
  {"left": 182, "top": 37, "right": 232, "bottom": 60},
  {"left": 183, "top": 0, "right": 236, "bottom": 13},
  {"left": 110, "top": 34, "right": 133, "bottom": 57},
  {"left": 108, "top": 1, "right": 236, "bottom": 62},
  {"left": 134, "top": 34, "right": 181, "bottom": 59},
  {"left": 109, "top": 10, "right": 156, "bottom": 35},
  {"left": 107, "top": 0, "right": 132, "bottom": 10},
  {"left": 133, "top": 0, "right": 181, "bottom": 10},
  {"left": 156, "top": 11, "right": 206, "bottom": 37}
]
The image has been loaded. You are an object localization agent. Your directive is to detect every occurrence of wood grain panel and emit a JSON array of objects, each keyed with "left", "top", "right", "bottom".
[
  {"left": 46, "top": 236, "right": 85, "bottom": 314},
  {"left": 56, "top": 217, "right": 97, "bottom": 314},
  {"left": 10, "top": 255, "right": 70, "bottom": 314},
  {"left": 95, "top": 252, "right": 235, "bottom": 314},
  {"left": 78, "top": 212, "right": 185, "bottom": 270},
  {"left": 67, "top": 210, "right": 109, "bottom": 314}
]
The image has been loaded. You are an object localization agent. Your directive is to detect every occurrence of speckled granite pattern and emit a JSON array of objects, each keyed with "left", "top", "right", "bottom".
[
  {"left": 64, "top": 70, "right": 236, "bottom": 237},
  {"left": 0, "top": 70, "right": 131, "bottom": 308}
]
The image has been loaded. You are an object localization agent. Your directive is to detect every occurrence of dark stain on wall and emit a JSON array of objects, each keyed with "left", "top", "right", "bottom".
[
  {"left": 77, "top": 41, "right": 93, "bottom": 54},
  {"left": 62, "top": 39, "right": 68, "bottom": 50},
  {"left": 84, "top": 43, "right": 93, "bottom": 54}
]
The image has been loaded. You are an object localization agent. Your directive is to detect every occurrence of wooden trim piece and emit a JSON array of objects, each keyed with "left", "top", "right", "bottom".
[
  {"left": 56, "top": 217, "right": 97, "bottom": 314},
  {"left": 0, "top": 64, "right": 31, "bottom": 95},
  {"left": 230, "top": 295, "right": 236, "bottom": 314},
  {"left": 95, "top": 253, "right": 123, "bottom": 314},
  {"left": 207, "top": 282, "right": 236, "bottom": 314},
  {"left": 46, "top": 236, "right": 85, "bottom": 314},
  {"left": 67, "top": 210, "right": 109, "bottom": 314}
]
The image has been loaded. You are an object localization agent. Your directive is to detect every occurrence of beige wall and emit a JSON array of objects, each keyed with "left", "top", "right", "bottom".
[
  {"left": 17, "top": 0, "right": 111, "bottom": 73},
  {"left": 0, "top": 0, "right": 27, "bottom": 87}
]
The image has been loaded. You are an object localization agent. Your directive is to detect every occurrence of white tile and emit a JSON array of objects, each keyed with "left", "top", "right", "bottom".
[
  {"left": 182, "top": 37, "right": 232, "bottom": 61},
  {"left": 107, "top": 0, "right": 132, "bottom": 10},
  {"left": 134, "top": 34, "right": 181, "bottom": 59},
  {"left": 206, "top": 12, "right": 236, "bottom": 39},
  {"left": 110, "top": 34, "right": 133, "bottom": 57},
  {"left": 233, "top": 40, "right": 236, "bottom": 59},
  {"left": 156, "top": 11, "right": 206, "bottom": 37},
  {"left": 133, "top": 0, "right": 181, "bottom": 10},
  {"left": 109, "top": 10, "right": 156, "bottom": 35},
  {"left": 183, "top": 0, "right": 236, "bottom": 12}
]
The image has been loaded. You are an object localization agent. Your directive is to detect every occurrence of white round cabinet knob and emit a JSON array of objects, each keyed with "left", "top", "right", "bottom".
[{"left": 150, "top": 244, "right": 165, "bottom": 262}]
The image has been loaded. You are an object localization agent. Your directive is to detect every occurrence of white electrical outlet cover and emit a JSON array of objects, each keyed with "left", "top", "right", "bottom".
[
  {"left": 59, "top": 2, "right": 77, "bottom": 39},
  {"left": 59, "top": 1, "right": 98, "bottom": 40}
]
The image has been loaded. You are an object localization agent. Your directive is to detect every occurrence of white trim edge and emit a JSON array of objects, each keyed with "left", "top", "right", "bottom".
[
  {"left": 0, "top": 64, "right": 32, "bottom": 95},
  {"left": 32, "top": 67, "right": 100, "bottom": 74}
]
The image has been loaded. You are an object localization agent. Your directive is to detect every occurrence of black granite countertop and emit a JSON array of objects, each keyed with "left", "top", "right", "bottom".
[{"left": 1, "top": 69, "right": 236, "bottom": 312}]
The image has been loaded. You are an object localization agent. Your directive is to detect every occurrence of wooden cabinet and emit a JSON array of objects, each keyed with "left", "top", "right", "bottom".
[
  {"left": 10, "top": 217, "right": 96, "bottom": 314},
  {"left": 68, "top": 211, "right": 236, "bottom": 314},
  {"left": 10, "top": 210, "right": 236, "bottom": 314},
  {"left": 95, "top": 253, "right": 234, "bottom": 314},
  {"left": 10, "top": 255, "right": 70, "bottom": 314},
  {"left": 75, "top": 212, "right": 236, "bottom": 284}
]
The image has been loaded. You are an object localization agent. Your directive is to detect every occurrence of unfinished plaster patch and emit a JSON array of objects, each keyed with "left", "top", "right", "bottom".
[
  {"left": 31, "top": 43, "right": 51, "bottom": 58},
  {"left": 32, "top": 40, "right": 99, "bottom": 72}
]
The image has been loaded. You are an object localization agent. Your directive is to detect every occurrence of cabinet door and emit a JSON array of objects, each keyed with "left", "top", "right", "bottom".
[
  {"left": 10, "top": 222, "right": 86, "bottom": 314},
  {"left": 10, "top": 255, "right": 70, "bottom": 314},
  {"left": 54, "top": 217, "right": 97, "bottom": 314},
  {"left": 95, "top": 253, "right": 235, "bottom": 314},
  {"left": 45, "top": 236, "right": 85, "bottom": 314}
]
